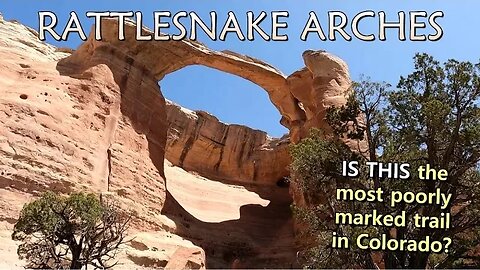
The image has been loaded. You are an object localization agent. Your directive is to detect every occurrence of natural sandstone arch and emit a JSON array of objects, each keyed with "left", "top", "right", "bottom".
[
  {"left": 59, "top": 19, "right": 360, "bottom": 184},
  {"left": 70, "top": 19, "right": 306, "bottom": 132},
  {"left": 58, "top": 17, "right": 369, "bottom": 191},
  {"left": 61, "top": 19, "right": 296, "bottom": 185},
  {"left": 63, "top": 18, "right": 358, "bottom": 146}
]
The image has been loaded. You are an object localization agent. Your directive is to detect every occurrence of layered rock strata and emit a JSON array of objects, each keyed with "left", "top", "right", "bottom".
[{"left": 165, "top": 100, "right": 290, "bottom": 184}]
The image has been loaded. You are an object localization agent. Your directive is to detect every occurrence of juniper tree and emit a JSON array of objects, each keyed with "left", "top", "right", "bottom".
[
  {"left": 12, "top": 192, "right": 130, "bottom": 269},
  {"left": 291, "top": 53, "right": 480, "bottom": 269}
]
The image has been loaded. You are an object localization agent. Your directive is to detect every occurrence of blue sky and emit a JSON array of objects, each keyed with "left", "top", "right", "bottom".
[{"left": 1, "top": 1, "right": 479, "bottom": 137}]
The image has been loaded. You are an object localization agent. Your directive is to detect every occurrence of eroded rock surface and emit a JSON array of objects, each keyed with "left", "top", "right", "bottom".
[
  {"left": 0, "top": 15, "right": 201, "bottom": 269},
  {"left": 163, "top": 160, "right": 296, "bottom": 268},
  {"left": 165, "top": 100, "right": 290, "bottom": 184}
]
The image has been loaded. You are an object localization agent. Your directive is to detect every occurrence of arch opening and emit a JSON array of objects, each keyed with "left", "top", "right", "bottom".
[
  {"left": 161, "top": 65, "right": 289, "bottom": 138},
  {"left": 160, "top": 64, "right": 291, "bottom": 186},
  {"left": 158, "top": 64, "right": 296, "bottom": 268}
]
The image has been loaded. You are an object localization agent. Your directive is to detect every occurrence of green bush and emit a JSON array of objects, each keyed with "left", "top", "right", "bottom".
[
  {"left": 12, "top": 192, "right": 130, "bottom": 269},
  {"left": 290, "top": 54, "right": 480, "bottom": 269},
  {"left": 290, "top": 130, "right": 375, "bottom": 269}
]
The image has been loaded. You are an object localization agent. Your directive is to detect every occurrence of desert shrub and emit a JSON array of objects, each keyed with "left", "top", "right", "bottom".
[{"left": 12, "top": 192, "right": 130, "bottom": 269}]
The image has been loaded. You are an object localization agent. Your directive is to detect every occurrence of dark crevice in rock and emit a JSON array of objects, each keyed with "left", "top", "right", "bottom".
[
  {"left": 179, "top": 116, "right": 204, "bottom": 167},
  {"left": 252, "top": 159, "right": 258, "bottom": 182},
  {"left": 107, "top": 148, "right": 112, "bottom": 192},
  {"left": 236, "top": 132, "right": 247, "bottom": 169},
  {"left": 214, "top": 125, "right": 230, "bottom": 172}
]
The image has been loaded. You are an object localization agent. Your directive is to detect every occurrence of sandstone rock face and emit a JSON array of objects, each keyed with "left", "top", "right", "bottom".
[
  {"left": 0, "top": 16, "right": 202, "bottom": 269},
  {"left": 0, "top": 14, "right": 362, "bottom": 269},
  {"left": 287, "top": 51, "right": 368, "bottom": 211},
  {"left": 0, "top": 18, "right": 168, "bottom": 231},
  {"left": 163, "top": 102, "right": 295, "bottom": 267},
  {"left": 165, "top": 100, "right": 290, "bottom": 184}
]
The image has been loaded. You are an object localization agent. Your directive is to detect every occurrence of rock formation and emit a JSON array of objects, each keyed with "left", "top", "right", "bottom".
[
  {"left": 0, "top": 14, "right": 361, "bottom": 269},
  {"left": 165, "top": 100, "right": 290, "bottom": 184},
  {"left": 62, "top": 19, "right": 357, "bottom": 145}
]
